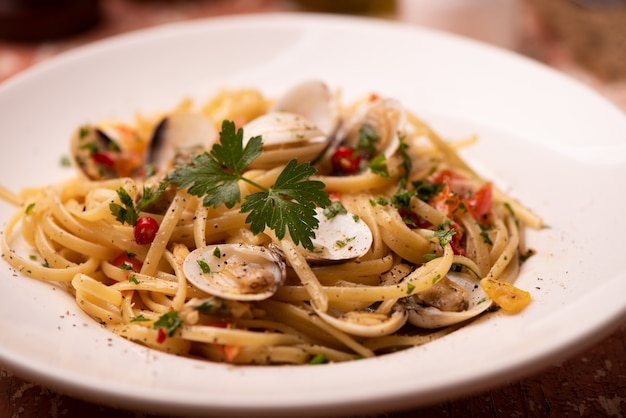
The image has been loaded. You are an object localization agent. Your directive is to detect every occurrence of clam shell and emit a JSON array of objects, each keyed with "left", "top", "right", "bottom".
[
  {"left": 242, "top": 111, "right": 329, "bottom": 169},
  {"left": 406, "top": 272, "right": 492, "bottom": 329},
  {"left": 183, "top": 244, "right": 286, "bottom": 301}
]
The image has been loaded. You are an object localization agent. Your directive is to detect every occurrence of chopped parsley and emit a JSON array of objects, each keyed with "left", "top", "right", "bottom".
[
  {"left": 427, "top": 222, "right": 456, "bottom": 248},
  {"left": 356, "top": 123, "right": 379, "bottom": 155},
  {"left": 323, "top": 201, "right": 347, "bottom": 219},
  {"left": 369, "top": 197, "right": 389, "bottom": 207},
  {"left": 406, "top": 282, "right": 415, "bottom": 294},
  {"left": 60, "top": 155, "right": 72, "bottom": 167},
  {"left": 309, "top": 352, "right": 329, "bottom": 365},
  {"left": 367, "top": 154, "right": 390, "bottom": 179},
  {"left": 197, "top": 259, "right": 211, "bottom": 274},
  {"left": 25, "top": 203, "right": 35, "bottom": 215},
  {"left": 153, "top": 311, "right": 183, "bottom": 337},
  {"left": 130, "top": 314, "right": 150, "bottom": 322}
]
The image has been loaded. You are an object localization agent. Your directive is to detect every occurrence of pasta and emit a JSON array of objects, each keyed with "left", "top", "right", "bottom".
[{"left": 0, "top": 81, "right": 542, "bottom": 365}]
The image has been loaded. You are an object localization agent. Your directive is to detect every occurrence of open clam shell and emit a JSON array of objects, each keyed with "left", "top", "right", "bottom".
[
  {"left": 299, "top": 206, "right": 373, "bottom": 264},
  {"left": 183, "top": 244, "right": 286, "bottom": 301},
  {"left": 334, "top": 97, "right": 406, "bottom": 160},
  {"left": 406, "top": 272, "right": 493, "bottom": 329},
  {"left": 147, "top": 112, "right": 217, "bottom": 171},
  {"left": 242, "top": 111, "right": 329, "bottom": 169},
  {"left": 270, "top": 79, "right": 340, "bottom": 137},
  {"left": 70, "top": 124, "right": 141, "bottom": 180}
]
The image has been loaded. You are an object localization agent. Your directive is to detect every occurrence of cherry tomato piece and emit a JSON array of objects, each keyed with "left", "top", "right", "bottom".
[
  {"left": 429, "top": 182, "right": 461, "bottom": 218},
  {"left": 111, "top": 251, "right": 142, "bottom": 272},
  {"left": 92, "top": 152, "right": 115, "bottom": 168},
  {"left": 464, "top": 183, "right": 493, "bottom": 223},
  {"left": 331, "top": 146, "right": 361, "bottom": 175},
  {"left": 134, "top": 216, "right": 159, "bottom": 245}
]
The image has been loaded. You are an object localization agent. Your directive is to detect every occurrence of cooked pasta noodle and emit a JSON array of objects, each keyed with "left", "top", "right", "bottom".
[{"left": 0, "top": 82, "right": 541, "bottom": 365}]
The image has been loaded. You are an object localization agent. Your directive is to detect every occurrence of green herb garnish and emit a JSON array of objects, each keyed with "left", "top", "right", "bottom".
[
  {"left": 167, "top": 120, "right": 331, "bottom": 250},
  {"left": 367, "top": 154, "right": 390, "bottom": 179},
  {"left": 406, "top": 282, "right": 415, "bottom": 294},
  {"left": 25, "top": 203, "right": 35, "bottom": 215},
  {"left": 357, "top": 124, "right": 379, "bottom": 155},
  {"left": 309, "top": 353, "right": 329, "bottom": 365},
  {"left": 130, "top": 314, "right": 150, "bottom": 322},
  {"left": 153, "top": 311, "right": 183, "bottom": 337},
  {"left": 427, "top": 222, "right": 456, "bottom": 248},
  {"left": 109, "top": 182, "right": 167, "bottom": 226},
  {"left": 197, "top": 259, "right": 211, "bottom": 274},
  {"left": 323, "top": 201, "right": 347, "bottom": 219}
]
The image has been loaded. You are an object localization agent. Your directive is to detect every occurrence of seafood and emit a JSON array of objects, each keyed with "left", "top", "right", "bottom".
[{"left": 183, "top": 244, "right": 286, "bottom": 301}]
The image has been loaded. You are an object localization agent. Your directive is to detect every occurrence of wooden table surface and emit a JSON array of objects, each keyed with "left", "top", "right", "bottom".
[{"left": 1, "top": 1, "right": 625, "bottom": 417}]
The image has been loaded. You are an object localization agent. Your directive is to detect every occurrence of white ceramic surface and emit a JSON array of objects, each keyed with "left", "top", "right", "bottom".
[{"left": 0, "top": 13, "right": 625, "bottom": 418}]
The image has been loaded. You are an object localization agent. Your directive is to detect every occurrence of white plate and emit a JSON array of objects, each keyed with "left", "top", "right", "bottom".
[{"left": 1, "top": 13, "right": 625, "bottom": 417}]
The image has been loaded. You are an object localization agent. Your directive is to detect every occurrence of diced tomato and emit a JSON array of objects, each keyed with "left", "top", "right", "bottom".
[
  {"left": 221, "top": 344, "right": 241, "bottom": 362},
  {"left": 464, "top": 183, "right": 492, "bottom": 223},
  {"left": 114, "top": 152, "right": 144, "bottom": 178},
  {"left": 429, "top": 181, "right": 461, "bottom": 217},
  {"left": 93, "top": 152, "right": 115, "bottom": 168},
  {"left": 111, "top": 251, "right": 142, "bottom": 273},
  {"left": 134, "top": 216, "right": 159, "bottom": 245},
  {"left": 210, "top": 321, "right": 240, "bottom": 363},
  {"left": 328, "top": 191, "right": 342, "bottom": 202},
  {"left": 428, "top": 170, "right": 492, "bottom": 224},
  {"left": 449, "top": 223, "right": 466, "bottom": 256}
]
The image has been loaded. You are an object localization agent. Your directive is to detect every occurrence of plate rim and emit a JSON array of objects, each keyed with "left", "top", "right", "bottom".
[{"left": 1, "top": 12, "right": 625, "bottom": 417}]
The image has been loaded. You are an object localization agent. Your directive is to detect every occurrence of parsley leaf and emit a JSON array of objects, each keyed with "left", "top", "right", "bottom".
[
  {"left": 110, "top": 187, "right": 138, "bottom": 226},
  {"left": 109, "top": 182, "right": 167, "bottom": 226},
  {"left": 137, "top": 182, "right": 169, "bottom": 210},
  {"left": 168, "top": 120, "right": 331, "bottom": 250},
  {"left": 241, "top": 159, "right": 330, "bottom": 249},
  {"left": 167, "top": 120, "right": 262, "bottom": 209}
]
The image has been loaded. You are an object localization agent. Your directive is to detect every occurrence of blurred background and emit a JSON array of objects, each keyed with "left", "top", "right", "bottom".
[{"left": 0, "top": 0, "right": 625, "bottom": 111}]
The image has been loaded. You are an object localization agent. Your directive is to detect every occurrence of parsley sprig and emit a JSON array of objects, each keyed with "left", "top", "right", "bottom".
[{"left": 167, "top": 120, "right": 331, "bottom": 250}]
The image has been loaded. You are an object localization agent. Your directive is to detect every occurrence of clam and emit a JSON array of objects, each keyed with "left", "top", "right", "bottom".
[
  {"left": 313, "top": 302, "right": 408, "bottom": 337},
  {"left": 333, "top": 97, "right": 406, "bottom": 161},
  {"left": 241, "top": 81, "right": 341, "bottom": 169},
  {"left": 182, "top": 244, "right": 286, "bottom": 301},
  {"left": 147, "top": 112, "right": 217, "bottom": 171},
  {"left": 270, "top": 79, "right": 340, "bottom": 137},
  {"left": 299, "top": 206, "right": 373, "bottom": 264},
  {"left": 405, "top": 272, "right": 492, "bottom": 329},
  {"left": 242, "top": 111, "right": 330, "bottom": 169},
  {"left": 70, "top": 124, "right": 142, "bottom": 180}
]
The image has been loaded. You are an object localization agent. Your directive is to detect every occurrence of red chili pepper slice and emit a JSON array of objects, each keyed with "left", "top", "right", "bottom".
[{"left": 134, "top": 216, "right": 159, "bottom": 245}]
